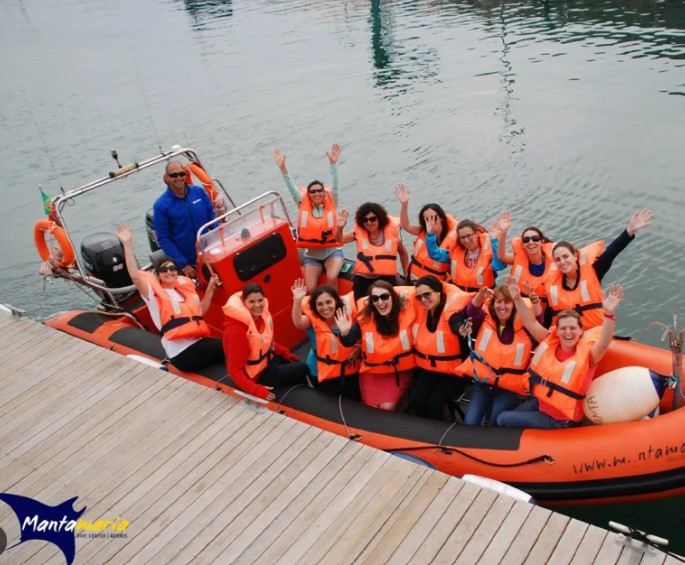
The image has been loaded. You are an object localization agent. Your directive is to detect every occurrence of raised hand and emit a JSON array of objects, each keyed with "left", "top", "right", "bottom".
[
  {"left": 499, "top": 210, "right": 512, "bottom": 233},
  {"left": 522, "top": 281, "right": 538, "bottom": 301},
  {"left": 337, "top": 208, "right": 349, "bottom": 229},
  {"left": 488, "top": 219, "right": 500, "bottom": 240},
  {"left": 334, "top": 307, "right": 353, "bottom": 335},
  {"left": 506, "top": 275, "right": 522, "bottom": 300},
  {"left": 394, "top": 183, "right": 410, "bottom": 205},
  {"left": 207, "top": 274, "right": 220, "bottom": 292},
  {"left": 603, "top": 283, "right": 624, "bottom": 315},
  {"left": 458, "top": 318, "right": 473, "bottom": 337},
  {"left": 475, "top": 286, "right": 493, "bottom": 305},
  {"left": 115, "top": 223, "right": 133, "bottom": 246},
  {"left": 291, "top": 278, "right": 308, "bottom": 301},
  {"left": 627, "top": 209, "right": 653, "bottom": 236},
  {"left": 274, "top": 148, "right": 287, "bottom": 173},
  {"left": 425, "top": 214, "right": 439, "bottom": 235},
  {"left": 326, "top": 143, "right": 341, "bottom": 165}
]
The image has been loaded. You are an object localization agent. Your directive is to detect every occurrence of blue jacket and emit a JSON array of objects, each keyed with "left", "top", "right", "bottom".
[{"left": 153, "top": 184, "right": 216, "bottom": 269}]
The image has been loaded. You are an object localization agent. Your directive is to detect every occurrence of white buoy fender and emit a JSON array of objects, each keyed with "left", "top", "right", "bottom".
[{"left": 583, "top": 366, "right": 665, "bottom": 424}]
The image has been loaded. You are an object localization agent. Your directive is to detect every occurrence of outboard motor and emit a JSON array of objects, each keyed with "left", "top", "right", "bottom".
[
  {"left": 145, "top": 208, "right": 160, "bottom": 252},
  {"left": 81, "top": 233, "right": 133, "bottom": 289}
]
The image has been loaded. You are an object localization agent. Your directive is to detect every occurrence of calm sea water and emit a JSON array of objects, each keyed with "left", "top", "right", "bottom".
[{"left": 2, "top": 0, "right": 685, "bottom": 549}]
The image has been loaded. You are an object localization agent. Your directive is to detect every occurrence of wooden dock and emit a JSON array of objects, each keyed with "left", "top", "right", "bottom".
[{"left": 0, "top": 311, "right": 675, "bottom": 564}]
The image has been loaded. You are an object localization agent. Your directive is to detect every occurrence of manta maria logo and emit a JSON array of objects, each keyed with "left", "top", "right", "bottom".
[{"left": 0, "top": 492, "right": 130, "bottom": 565}]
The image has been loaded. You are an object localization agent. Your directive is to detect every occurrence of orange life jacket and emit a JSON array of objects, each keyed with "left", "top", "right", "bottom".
[
  {"left": 357, "top": 286, "right": 416, "bottom": 374},
  {"left": 450, "top": 232, "right": 495, "bottom": 291},
  {"left": 140, "top": 271, "right": 210, "bottom": 341},
  {"left": 412, "top": 284, "right": 474, "bottom": 375},
  {"left": 295, "top": 186, "right": 338, "bottom": 249},
  {"left": 456, "top": 312, "right": 533, "bottom": 395},
  {"left": 544, "top": 241, "right": 605, "bottom": 329},
  {"left": 510, "top": 237, "right": 554, "bottom": 299},
  {"left": 527, "top": 326, "right": 602, "bottom": 421},
  {"left": 301, "top": 292, "right": 361, "bottom": 381},
  {"left": 353, "top": 217, "right": 400, "bottom": 276},
  {"left": 408, "top": 214, "right": 458, "bottom": 280},
  {"left": 222, "top": 292, "right": 274, "bottom": 379}
]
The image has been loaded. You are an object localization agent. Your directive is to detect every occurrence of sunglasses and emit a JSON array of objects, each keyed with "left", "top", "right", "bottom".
[
  {"left": 522, "top": 235, "right": 542, "bottom": 243},
  {"left": 167, "top": 172, "right": 186, "bottom": 179},
  {"left": 308, "top": 187, "right": 324, "bottom": 194},
  {"left": 158, "top": 265, "right": 178, "bottom": 273},
  {"left": 459, "top": 232, "right": 476, "bottom": 240},
  {"left": 370, "top": 292, "right": 391, "bottom": 303},
  {"left": 363, "top": 215, "right": 378, "bottom": 224},
  {"left": 416, "top": 291, "right": 435, "bottom": 302}
]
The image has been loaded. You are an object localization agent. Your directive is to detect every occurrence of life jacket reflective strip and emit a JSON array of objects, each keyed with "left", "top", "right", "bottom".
[
  {"left": 140, "top": 271, "right": 210, "bottom": 341},
  {"left": 450, "top": 232, "right": 495, "bottom": 290},
  {"left": 295, "top": 186, "right": 338, "bottom": 248},
  {"left": 510, "top": 237, "right": 554, "bottom": 300},
  {"left": 455, "top": 313, "right": 532, "bottom": 395},
  {"left": 357, "top": 286, "right": 416, "bottom": 375},
  {"left": 526, "top": 326, "right": 601, "bottom": 421},
  {"left": 222, "top": 292, "right": 274, "bottom": 379},
  {"left": 408, "top": 215, "right": 458, "bottom": 281},
  {"left": 301, "top": 292, "right": 360, "bottom": 381},
  {"left": 353, "top": 217, "right": 400, "bottom": 276},
  {"left": 412, "top": 284, "right": 474, "bottom": 375},
  {"left": 544, "top": 241, "right": 605, "bottom": 329}
]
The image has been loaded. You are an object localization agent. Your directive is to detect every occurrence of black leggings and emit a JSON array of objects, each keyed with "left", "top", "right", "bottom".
[
  {"left": 169, "top": 338, "right": 224, "bottom": 372},
  {"left": 259, "top": 356, "right": 311, "bottom": 389},
  {"left": 352, "top": 275, "right": 399, "bottom": 301},
  {"left": 409, "top": 368, "right": 466, "bottom": 421},
  {"left": 317, "top": 373, "right": 361, "bottom": 401}
]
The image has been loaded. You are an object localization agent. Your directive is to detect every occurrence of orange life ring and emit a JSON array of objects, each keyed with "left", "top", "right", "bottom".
[
  {"left": 185, "top": 162, "right": 219, "bottom": 203},
  {"left": 34, "top": 219, "right": 76, "bottom": 268}
]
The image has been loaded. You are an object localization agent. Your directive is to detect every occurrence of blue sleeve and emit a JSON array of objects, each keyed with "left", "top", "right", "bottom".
[
  {"left": 425, "top": 233, "right": 450, "bottom": 263},
  {"left": 490, "top": 238, "right": 507, "bottom": 273},
  {"left": 153, "top": 196, "right": 187, "bottom": 269}
]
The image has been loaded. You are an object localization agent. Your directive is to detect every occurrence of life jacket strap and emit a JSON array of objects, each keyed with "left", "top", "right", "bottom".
[
  {"left": 298, "top": 230, "right": 335, "bottom": 244},
  {"left": 413, "top": 349, "right": 462, "bottom": 368},
  {"left": 356, "top": 252, "right": 396, "bottom": 273},
  {"left": 409, "top": 257, "right": 445, "bottom": 277},
  {"left": 549, "top": 302, "right": 602, "bottom": 317},
  {"left": 160, "top": 315, "right": 203, "bottom": 335},
  {"left": 246, "top": 346, "right": 274, "bottom": 366},
  {"left": 528, "top": 369, "right": 585, "bottom": 400}
]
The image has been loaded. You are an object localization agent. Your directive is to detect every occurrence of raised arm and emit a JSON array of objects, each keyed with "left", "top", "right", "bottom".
[
  {"left": 590, "top": 284, "right": 623, "bottom": 366},
  {"left": 115, "top": 223, "right": 150, "bottom": 297},
  {"left": 274, "top": 148, "right": 301, "bottom": 204},
  {"left": 394, "top": 184, "right": 422, "bottom": 235},
  {"left": 398, "top": 239, "right": 409, "bottom": 278},
  {"left": 593, "top": 209, "right": 653, "bottom": 281},
  {"left": 507, "top": 277, "right": 549, "bottom": 342},
  {"left": 326, "top": 143, "right": 341, "bottom": 206},
  {"left": 335, "top": 208, "right": 356, "bottom": 244},
  {"left": 200, "top": 274, "right": 219, "bottom": 315},
  {"left": 291, "top": 278, "right": 311, "bottom": 330},
  {"left": 497, "top": 210, "right": 515, "bottom": 264},
  {"left": 424, "top": 215, "right": 450, "bottom": 263}
]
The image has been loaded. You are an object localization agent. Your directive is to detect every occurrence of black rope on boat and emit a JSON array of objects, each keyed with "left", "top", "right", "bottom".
[
  {"left": 385, "top": 445, "right": 554, "bottom": 468},
  {"left": 338, "top": 395, "right": 361, "bottom": 441}
]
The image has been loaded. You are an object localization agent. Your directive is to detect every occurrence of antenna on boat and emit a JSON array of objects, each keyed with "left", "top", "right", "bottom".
[
  {"left": 134, "top": 60, "right": 163, "bottom": 154},
  {"left": 22, "top": 90, "right": 64, "bottom": 193},
  {"left": 648, "top": 315, "right": 685, "bottom": 410}
]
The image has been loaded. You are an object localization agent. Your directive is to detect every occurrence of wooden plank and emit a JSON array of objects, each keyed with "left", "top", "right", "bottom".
[
  {"left": 500, "top": 505, "right": 553, "bottom": 565},
  {"left": 356, "top": 469, "right": 450, "bottom": 564},
  {"left": 385, "top": 476, "right": 465, "bottom": 565},
  {"left": 409, "top": 480, "right": 481, "bottom": 564},
  {"left": 593, "top": 532, "right": 625, "bottom": 564},
  {"left": 549, "top": 518, "right": 590, "bottom": 564},
  {"left": 477, "top": 499, "right": 534, "bottom": 564},
  {"left": 571, "top": 525, "right": 608, "bottom": 565},
  {"left": 523, "top": 510, "right": 571, "bottom": 564},
  {"left": 618, "top": 543, "right": 651, "bottom": 565},
  {"left": 455, "top": 493, "right": 517, "bottom": 564},
  {"left": 639, "top": 548, "right": 667, "bottom": 565}
]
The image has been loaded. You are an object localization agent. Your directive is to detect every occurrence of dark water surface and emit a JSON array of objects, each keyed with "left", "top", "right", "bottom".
[{"left": 2, "top": 0, "right": 685, "bottom": 549}]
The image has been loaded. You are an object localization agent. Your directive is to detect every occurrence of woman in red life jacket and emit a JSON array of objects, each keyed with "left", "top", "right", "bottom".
[
  {"left": 290, "top": 278, "right": 361, "bottom": 399},
  {"left": 456, "top": 283, "right": 541, "bottom": 426},
  {"left": 336, "top": 281, "right": 416, "bottom": 410},
  {"left": 335, "top": 203, "right": 409, "bottom": 300},
  {"left": 496, "top": 210, "right": 554, "bottom": 299},
  {"left": 223, "top": 283, "right": 310, "bottom": 401},
  {"left": 394, "top": 183, "right": 458, "bottom": 282},
  {"left": 542, "top": 209, "right": 652, "bottom": 329},
  {"left": 409, "top": 276, "right": 474, "bottom": 421},
  {"left": 116, "top": 223, "right": 224, "bottom": 372},
  {"left": 274, "top": 144, "right": 344, "bottom": 292},
  {"left": 496, "top": 280, "right": 624, "bottom": 429}
]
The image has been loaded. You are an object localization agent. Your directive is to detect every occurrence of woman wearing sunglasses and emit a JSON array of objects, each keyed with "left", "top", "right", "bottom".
[
  {"left": 290, "top": 278, "right": 361, "bottom": 399},
  {"left": 456, "top": 282, "right": 542, "bottom": 426},
  {"left": 393, "top": 183, "right": 458, "bottom": 282},
  {"left": 336, "top": 281, "right": 416, "bottom": 410},
  {"left": 223, "top": 283, "right": 310, "bottom": 401},
  {"left": 497, "top": 281, "right": 624, "bottom": 429},
  {"left": 496, "top": 211, "right": 554, "bottom": 299},
  {"left": 542, "top": 209, "right": 652, "bottom": 329},
  {"left": 424, "top": 217, "right": 507, "bottom": 292},
  {"left": 335, "top": 203, "right": 409, "bottom": 300},
  {"left": 410, "top": 276, "right": 474, "bottom": 421},
  {"left": 274, "top": 144, "right": 344, "bottom": 292},
  {"left": 116, "top": 223, "right": 224, "bottom": 372}
]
